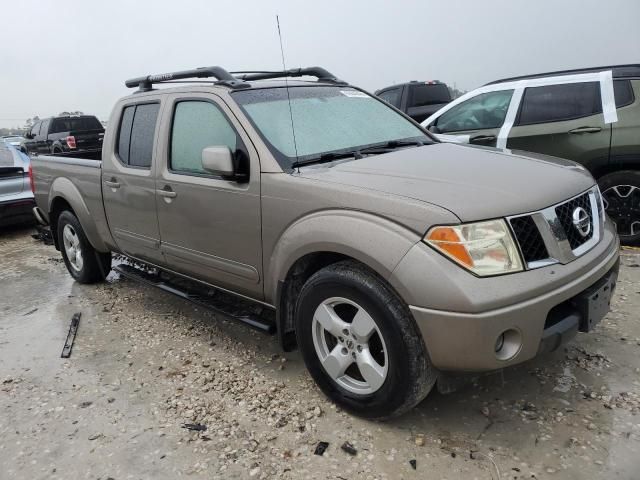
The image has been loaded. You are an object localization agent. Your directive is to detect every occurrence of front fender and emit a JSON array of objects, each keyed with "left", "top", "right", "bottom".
[
  {"left": 48, "top": 177, "right": 109, "bottom": 252},
  {"left": 266, "top": 209, "right": 421, "bottom": 304}
]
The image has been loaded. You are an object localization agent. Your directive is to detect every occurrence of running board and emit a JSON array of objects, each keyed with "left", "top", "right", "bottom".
[{"left": 113, "top": 263, "right": 275, "bottom": 334}]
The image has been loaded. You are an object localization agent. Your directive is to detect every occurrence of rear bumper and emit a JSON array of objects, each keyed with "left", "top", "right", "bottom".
[
  {"left": 399, "top": 219, "right": 620, "bottom": 372},
  {"left": 0, "top": 197, "right": 36, "bottom": 226}
]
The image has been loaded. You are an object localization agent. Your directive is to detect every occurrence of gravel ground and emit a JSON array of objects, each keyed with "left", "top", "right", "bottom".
[{"left": 1, "top": 225, "right": 639, "bottom": 479}]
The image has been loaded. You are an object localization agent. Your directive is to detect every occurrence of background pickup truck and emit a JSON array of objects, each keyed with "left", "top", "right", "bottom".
[
  {"left": 31, "top": 65, "right": 619, "bottom": 418},
  {"left": 375, "top": 80, "right": 452, "bottom": 122},
  {"left": 24, "top": 115, "right": 104, "bottom": 158}
]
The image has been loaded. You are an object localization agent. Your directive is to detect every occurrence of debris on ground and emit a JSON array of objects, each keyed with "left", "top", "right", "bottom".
[
  {"left": 340, "top": 441, "right": 357, "bottom": 456},
  {"left": 181, "top": 423, "right": 207, "bottom": 432},
  {"left": 60, "top": 312, "right": 81, "bottom": 358},
  {"left": 314, "top": 442, "right": 329, "bottom": 456},
  {"left": 409, "top": 459, "right": 417, "bottom": 470}
]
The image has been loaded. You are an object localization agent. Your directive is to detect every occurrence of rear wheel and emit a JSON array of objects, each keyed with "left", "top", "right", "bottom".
[
  {"left": 598, "top": 171, "right": 640, "bottom": 245},
  {"left": 57, "top": 211, "right": 111, "bottom": 283},
  {"left": 295, "top": 260, "right": 437, "bottom": 419}
]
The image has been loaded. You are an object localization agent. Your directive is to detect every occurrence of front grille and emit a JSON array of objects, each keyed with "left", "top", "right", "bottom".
[
  {"left": 555, "top": 193, "right": 593, "bottom": 249},
  {"left": 510, "top": 216, "right": 549, "bottom": 263}
]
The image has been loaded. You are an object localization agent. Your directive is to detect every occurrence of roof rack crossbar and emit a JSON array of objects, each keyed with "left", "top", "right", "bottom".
[
  {"left": 232, "top": 67, "right": 346, "bottom": 84},
  {"left": 125, "top": 66, "right": 250, "bottom": 91}
]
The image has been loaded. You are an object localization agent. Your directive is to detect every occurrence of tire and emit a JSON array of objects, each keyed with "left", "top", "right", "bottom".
[
  {"left": 598, "top": 170, "right": 640, "bottom": 245},
  {"left": 295, "top": 260, "right": 437, "bottom": 419},
  {"left": 57, "top": 211, "right": 111, "bottom": 283}
]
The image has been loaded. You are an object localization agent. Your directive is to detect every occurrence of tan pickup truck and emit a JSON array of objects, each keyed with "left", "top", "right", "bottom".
[{"left": 31, "top": 66, "right": 620, "bottom": 418}]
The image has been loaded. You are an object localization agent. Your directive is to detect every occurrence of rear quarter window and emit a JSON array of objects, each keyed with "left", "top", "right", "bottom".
[
  {"left": 614, "top": 80, "right": 634, "bottom": 108},
  {"left": 116, "top": 103, "right": 159, "bottom": 168},
  {"left": 516, "top": 82, "right": 602, "bottom": 125}
]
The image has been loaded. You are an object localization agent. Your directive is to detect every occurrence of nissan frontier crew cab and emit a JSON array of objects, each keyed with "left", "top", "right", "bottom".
[{"left": 31, "top": 66, "right": 620, "bottom": 418}]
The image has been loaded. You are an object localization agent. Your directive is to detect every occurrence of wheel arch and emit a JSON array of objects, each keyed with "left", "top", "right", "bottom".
[
  {"left": 48, "top": 177, "right": 109, "bottom": 252},
  {"left": 268, "top": 210, "right": 420, "bottom": 351}
]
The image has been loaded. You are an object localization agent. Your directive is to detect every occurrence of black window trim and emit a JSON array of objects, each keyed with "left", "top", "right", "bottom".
[
  {"left": 115, "top": 101, "right": 161, "bottom": 170},
  {"left": 514, "top": 82, "right": 603, "bottom": 127},
  {"left": 167, "top": 97, "right": 249, "bottom": 181}
]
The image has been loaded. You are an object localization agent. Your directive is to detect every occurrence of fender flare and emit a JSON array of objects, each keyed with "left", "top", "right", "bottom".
[
  {"left": 48, "top": 177, "right": 109, "bottom": 252},
  {"left": 266, "top": 209, "right": 420, "bottom": 305}
]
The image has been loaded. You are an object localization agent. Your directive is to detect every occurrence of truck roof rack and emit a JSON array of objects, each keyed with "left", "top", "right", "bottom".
[
  {"left": 125, "top": 66, "right": 250, "bottom": 92},
  {"left": 485, "top": 64, "right": 640, "bottom": 85},
  {"left": 125, "top": 66, "right": 345, "bottom": 92},
  {"left": 231, "top": 67, "right": 346, "bottom": 84}
]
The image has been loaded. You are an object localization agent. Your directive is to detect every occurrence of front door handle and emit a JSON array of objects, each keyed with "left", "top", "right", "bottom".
[
  {"left": 104, "top": 178, "right": 120, "bottom": 188},
  {"left": 568, "top": 126, "right": 602, "bottom": 134},
  {"left": 157, "top": 187, "right": 177, "bottom": 199}
]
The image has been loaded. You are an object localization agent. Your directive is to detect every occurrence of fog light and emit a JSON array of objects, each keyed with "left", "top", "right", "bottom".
[{"left": 494, "top": 329, "right": 522, "bottom": 361}]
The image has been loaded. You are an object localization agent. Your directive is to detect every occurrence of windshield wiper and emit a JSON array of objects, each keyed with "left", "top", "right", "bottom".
[
  {"left": 291, "top": 150, "right": 363, "bottom": 169},
  {"left": 359, "top": 139, "right": 425, "bottom": 154}
]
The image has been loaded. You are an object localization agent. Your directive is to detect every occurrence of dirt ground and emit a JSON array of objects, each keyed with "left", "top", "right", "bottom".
[{"left": 1, "top": 225, "right": 639, "bottom": 480}]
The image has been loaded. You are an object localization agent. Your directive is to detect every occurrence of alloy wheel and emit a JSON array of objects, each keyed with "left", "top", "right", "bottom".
[
  {"left": 602, "top": 185, "right": 640, "bottom": 237},
  {"left": 62, "top": 224, "right": 84, "bottom": 271}
]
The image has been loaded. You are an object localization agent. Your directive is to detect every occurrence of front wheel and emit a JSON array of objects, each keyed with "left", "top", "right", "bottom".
[
  {"left": 295, "top": 261, "right": 436, "bottom": 419},
  {"left": 598, "top": 171, "right": 640, "bottom": 245},
  {"left": 57, "top": 210, "right": 111, "bottom": 283}
]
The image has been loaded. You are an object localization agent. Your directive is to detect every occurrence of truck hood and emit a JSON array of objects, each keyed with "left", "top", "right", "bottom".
[{"left": 297, "top": 143, "right": 595, "bottom": 222}]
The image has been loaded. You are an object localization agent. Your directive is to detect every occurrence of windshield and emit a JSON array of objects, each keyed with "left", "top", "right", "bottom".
[{"left": 233, "top": 86, "right": 431, "bottom": 168}]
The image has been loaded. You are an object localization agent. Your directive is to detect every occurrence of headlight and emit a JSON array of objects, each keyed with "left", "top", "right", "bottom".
[{"left": 424, "top": 219, "right": 523, "bottom": 276}]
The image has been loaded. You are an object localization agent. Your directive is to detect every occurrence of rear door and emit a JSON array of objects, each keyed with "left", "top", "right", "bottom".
[
  {"left": 102, "top": 101, "right": 164, "bottom": 264},
  {"left": 429, "top": 89, "right": 515, "bottom": 146},
  {"left": 154, "top": 93, "right": 263, "bottom": 300},
  {"left": 507, "top": 82, "right": 611, "bottom": 170}
]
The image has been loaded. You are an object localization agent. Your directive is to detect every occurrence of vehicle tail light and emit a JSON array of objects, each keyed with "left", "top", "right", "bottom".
[
  {"left": 66, "top": 136, "right": 77, "bottom": 149},
  {"left": 28, "top": 163, "right": 35, "bottom": 193}
]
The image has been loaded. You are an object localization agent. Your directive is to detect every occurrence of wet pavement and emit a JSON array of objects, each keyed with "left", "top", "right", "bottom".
[{"left": 1, "top": 225, "right": 639, "bottom": 479}]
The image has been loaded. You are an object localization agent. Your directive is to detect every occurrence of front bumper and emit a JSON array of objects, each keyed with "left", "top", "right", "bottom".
[{"left": 392, "top": 218, "right": 620, "bottom": 372}]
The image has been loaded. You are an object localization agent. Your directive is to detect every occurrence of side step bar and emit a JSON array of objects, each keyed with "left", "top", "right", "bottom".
[{"left": 113, "top": 263, "right": 276, "bottom": 334}]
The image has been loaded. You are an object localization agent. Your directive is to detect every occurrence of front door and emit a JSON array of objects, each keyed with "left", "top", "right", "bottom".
[
  {"left": 155, "top": 94, "right": 263, "bottom": 300},
  {"left": 102, "top": 101, "right": 164, "bottom": 264},
  {"left": 429, "top": 89, "right": 515, "bottom": 147},
  {"left": 507, "top": 82, "right": 612, "bottom": 171}
]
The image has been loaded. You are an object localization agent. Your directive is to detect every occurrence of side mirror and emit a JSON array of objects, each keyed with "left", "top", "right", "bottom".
[
  {"left": 202, "top": 146, "right": 234, "bottom": 177},
  {"left": 24, "top": 132, "right": 34, "bottom": 139},
  {"left": 428, "top": 125, "right": 441, "bottom": 134}
]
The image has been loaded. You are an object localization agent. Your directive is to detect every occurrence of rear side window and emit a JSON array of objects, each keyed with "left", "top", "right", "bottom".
[
  {"left": 408, "top": 84, "right": 451, "bottom": 107},
  {"left": 50, "top": 116, "right": 103, "bottom": 134},
  {"left": 517, "top": 82, "right": 601, "bottom": 125},
  {"left": 436, "top": 90, "right": 513, "bottom": 133},
  {"left": 116, "top": 103, "right": 159, "bottom": 168},
  {"left": 170, "top": 101, "right": 239, "bottom": 175},
  {"left": 614, "top": 80, "right": 634, "bottom": 108},
  {"left": 378, "top": 89, "right": 401, "bottom": 108}
]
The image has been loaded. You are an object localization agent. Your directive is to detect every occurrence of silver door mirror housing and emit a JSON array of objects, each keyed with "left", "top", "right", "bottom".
[{"left": 202, "top": 146, "right": 234, "bottom": 177}]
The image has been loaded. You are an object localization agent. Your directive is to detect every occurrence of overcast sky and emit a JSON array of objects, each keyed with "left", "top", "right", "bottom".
[{"left": 1, "top": 0, "right": 638, "bottom": 128}]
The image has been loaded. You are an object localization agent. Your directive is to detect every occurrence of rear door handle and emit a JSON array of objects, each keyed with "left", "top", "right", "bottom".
[
  {"left": 568, "top": 126, "right": 602, "bottom": 134},
  {"left": 157, "top": 187, "right": 177, "bottom": 199},
  {"left": 104, "top": 179, "right": 120, "bottom": 188}
]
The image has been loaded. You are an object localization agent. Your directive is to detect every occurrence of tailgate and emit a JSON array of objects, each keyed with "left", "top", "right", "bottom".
[
  {"left": 72, "top": 129, "right": 104, "bottom": 150},
  {"left": 0, "top": 143, "right": 25, "bottom": 197}
]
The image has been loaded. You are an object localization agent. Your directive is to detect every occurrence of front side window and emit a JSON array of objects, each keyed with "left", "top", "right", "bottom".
[
  {"left": 378, "top": 88, "right": 401, "bottom": 108},
  {"left": 516, "top": 82, "right": 601, "bottom": 125},
  {"left": 233, "top": 86, "right": 430, "bottom": 167},
  {"left": 436, "top": 90, "right": 514, "bottom": 133},
  {"left": 116, "top": 103, "right": 159, "bottom": 168},
  {"left": 31, "top": 122, "right": 41, "bottom": 137},
  {"left": 39, "top": 120, "right": 50, "bottom": 136},
  {"left": 170, "top": 101, "right": 239, "bottom": 175}
]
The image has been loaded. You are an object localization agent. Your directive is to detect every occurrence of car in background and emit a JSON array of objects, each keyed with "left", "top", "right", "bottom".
[
  {"left": 0, "top": 141, "right": 34, "bottom": 227},
  {"left": 375, "top": 80, "right": 452, "bottom": 122},
  {"left": 23, "top": 115, "right": 104, "bottom": 159},
  {"left": 422, "top": 65, "right": 640, "bottom": 244},
  {"left": 1, "top": 135, "right": 26, "bottom": 153}
]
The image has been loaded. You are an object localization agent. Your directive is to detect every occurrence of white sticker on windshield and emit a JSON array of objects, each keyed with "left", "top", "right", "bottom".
[{"left": 340, "top": 90, "right": 369, "bottom": 98}]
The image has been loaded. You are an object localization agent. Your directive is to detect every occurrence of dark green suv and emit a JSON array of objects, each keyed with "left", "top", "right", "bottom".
[{"left": 423, "top": 65, "right": 640, "bottom": 243}]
